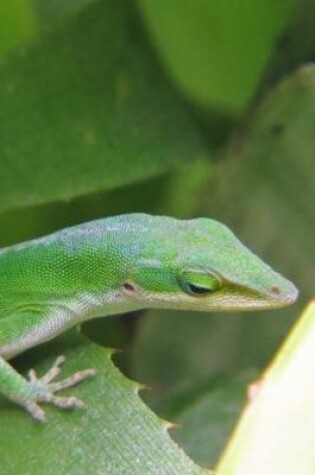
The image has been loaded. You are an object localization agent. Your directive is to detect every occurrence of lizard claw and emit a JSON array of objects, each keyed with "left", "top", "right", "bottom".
[
  {"left": 24, "top": 400, "right": 47, "bottom": 422},
  {"left": 23, "top": 355, "right": 96, "bottom": 422}
]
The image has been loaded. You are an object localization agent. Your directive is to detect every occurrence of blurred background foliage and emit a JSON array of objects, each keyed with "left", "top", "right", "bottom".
[{"left": 0, "top": 0, "right": 314, "bottom": 470}]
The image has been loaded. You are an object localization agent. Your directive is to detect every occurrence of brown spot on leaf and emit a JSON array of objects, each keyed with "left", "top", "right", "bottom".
[{"left": 270, "top": 124, "right": 284, "bottom": 136}]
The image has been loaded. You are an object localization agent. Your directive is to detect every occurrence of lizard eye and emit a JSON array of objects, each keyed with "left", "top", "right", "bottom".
[{"left": 178, "top": 271, "right": 221, "bottom": 297}]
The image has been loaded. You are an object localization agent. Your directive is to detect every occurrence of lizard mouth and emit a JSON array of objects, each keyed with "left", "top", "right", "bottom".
[
  {"left": 128, "top": 279, "right": 298, "bottom": 312},
  {"left": 217, "top": 281, "right": 299, "bottom": 310}
]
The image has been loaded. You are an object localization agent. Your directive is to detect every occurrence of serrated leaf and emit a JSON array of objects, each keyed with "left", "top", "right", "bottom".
[
  {"left": 0, "top": 0, "right": 206, "bottom": 214},
  {"left": 0, "top": 331, "right": 210, "bottom": 474}
]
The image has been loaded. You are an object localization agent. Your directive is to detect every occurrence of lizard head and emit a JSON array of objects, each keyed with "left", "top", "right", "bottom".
[{"left": 120, "top": 214, "right": 298, "bottom": 311}]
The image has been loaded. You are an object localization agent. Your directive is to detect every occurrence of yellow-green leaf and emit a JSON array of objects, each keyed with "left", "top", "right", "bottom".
[{"left": 216, "top": 302, "right": 315, "bottom": 475}]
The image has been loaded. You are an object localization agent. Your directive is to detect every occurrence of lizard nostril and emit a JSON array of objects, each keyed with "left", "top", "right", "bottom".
[{"left": 269, "top": 286, "right": 280, "bottom": 295}]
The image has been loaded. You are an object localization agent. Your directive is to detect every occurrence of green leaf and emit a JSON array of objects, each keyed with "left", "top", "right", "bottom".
[
  {"left": 0, "top": 0, "right": 37, "bottom": 55},
  {"left": 33, "top": 0, "right": 92, "bottom": 27},
  {"left": 131, "top": 310, "right": 245, "bottom": 389},
  {"left": 0, "top": 174, "right": 169, "bottom": 246},
  {"left": 216, "top": 303, "right": 315, "bottom": 474},
  {"left": 155, "top": 159, "right": 212, "bottom": 218},
  {"left": 130, "top": 309, "right": 273, "bottom": 406},
  {"left": 137, "top": 0, "right": 295, "bottom": 113},
  {"left": 0, "top": 0, "right": 206, "bottom": 214},
  {"left": 0, "top": 331, "right": 210, "bottom": 474},
  {"left": 266, "top": 0, "right": 315, "bottom": 83},
  {"left": 155, "top": 372, "right": 256, "bottom": 469}
]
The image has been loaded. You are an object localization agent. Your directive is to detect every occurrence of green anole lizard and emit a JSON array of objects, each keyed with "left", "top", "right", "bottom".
[{"left": 0, "top": 214, "right": 298, "bottom": 421}]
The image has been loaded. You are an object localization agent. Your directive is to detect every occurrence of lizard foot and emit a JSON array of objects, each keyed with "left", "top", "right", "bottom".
[{"left": 23, "top": 355, "right": 96, "bottom": 422}]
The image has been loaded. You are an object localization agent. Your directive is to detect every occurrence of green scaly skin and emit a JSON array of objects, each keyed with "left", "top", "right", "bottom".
[{"left": 0, "top": 214, "right": 298, "bottom": 421}]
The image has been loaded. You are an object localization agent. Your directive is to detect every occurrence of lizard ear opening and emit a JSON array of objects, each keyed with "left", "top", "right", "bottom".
[
  {"left": 123, "top": 282, "right": 135, "bottom": 292},
  {"left": 178, "top": 271, "right": 221, "bottom": 297}
]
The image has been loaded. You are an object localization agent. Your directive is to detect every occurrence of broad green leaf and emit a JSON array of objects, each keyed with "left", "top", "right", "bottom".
[
  {"left": 137, "top": 0, "right": 295, "bottom": 113},
  {"left": 266, "top": 0, "right": 315, "bottom": 82},
  {"left": 0, "top": 331, "right": 210, "bottom": 474},
  {"left": 33, "top": 0, "right": 92, "bottom": 27},
  {"left": 131, "top": 311, "right": 249, "bottom": 390},
  {"left": 0, "top": 0, "right": 37, "bottom": 55},
  {"left": 0, "top": 157, "right": 210, "bottom": 248},
  {"left": 0, "top": 0, "right": 206, "bottom": 214},
  {"left": 155, "top": 159, "right": 212, "bottom": 218},
  {"left": 216, "top": 302, "right": 315, "bottom": 475},
  {"left": 155, "top": 372, "right": 256, "bottom": 469},
  {"left": 0, "top": 174, "right": 169, "bottom": 246}
]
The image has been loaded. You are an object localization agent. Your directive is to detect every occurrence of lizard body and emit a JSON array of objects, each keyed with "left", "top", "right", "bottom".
[{"left": 0, "top": 214, "right": 298, "bottom": 420}]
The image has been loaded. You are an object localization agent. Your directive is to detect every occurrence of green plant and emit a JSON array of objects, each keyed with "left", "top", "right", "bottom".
[{"left": 0, "top": 1, "right": 314, "bottom": 473}]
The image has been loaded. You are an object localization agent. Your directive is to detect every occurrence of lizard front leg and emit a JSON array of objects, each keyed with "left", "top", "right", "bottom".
[
  {"left": 0, "top": 354, "right": 96, "bottom": 422},
  {"left": 0, "top": 308, "right": 96, "bottom": 421}
]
